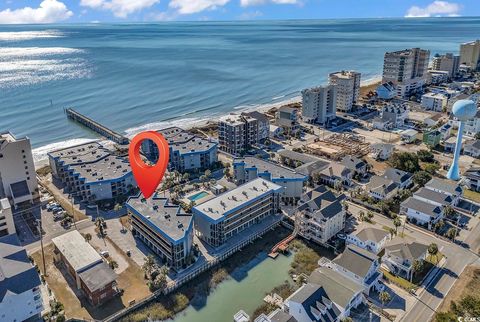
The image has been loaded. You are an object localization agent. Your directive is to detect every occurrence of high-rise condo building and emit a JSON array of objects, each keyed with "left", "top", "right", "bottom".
[
  {"left": 460, "top": 40, "right": 480, "bottom": 71},
  {"left": 431, "top": 53, "right": 460, "bottom": 77},
  {"left": 382, "top": 48, "right": 430, "bottom": 98},
  {"left": 0, "top": 132, "right": 38, "bottom": 208},
  {"left": 218, "top": 114, "right": 259, "bottom": 156},
  {"left": 0, "top": 198, "right": 15, "bottom": 237},
  {"left": 328, "top": 71, "right": 361, "bottom": 113},
  {"left": 301, "top": 85, "right": 337, "bottom": 126}
]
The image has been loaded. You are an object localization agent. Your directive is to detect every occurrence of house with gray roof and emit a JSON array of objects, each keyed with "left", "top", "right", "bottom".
[
  {"left": 341, "top": 156, "right": 367, "bottom": 177},
  {"left": 382, "top": 168, "right": 413, "bottom": 189},
  {"left": 0, "top": 234, "right": 43, "bottom": 322},
  {"left": 254, "top": 309, "right": 298, "bottom": 322},
  {"left": 127, "top": 194, "right": 194, "bottom": 270},
  {"left": 346, "top": 227, "right": 390, "bottom": 254},
  {"left": 382, "top": 237, "right": 428, "bottom": 280},
  {"left": 464, "top": 140, "right": 480, "bottom": 158},
  {"left": 233, "top": 157, "right": 307, "bottom": 204},
  {"left": 414, "top": 187, "right": 458, "bottom": 207},
  {"left": 326, "top": 244, "right": 383, "bottom": 295},
  {"left": 464, "top": 168, "right": 480, "bottom": 192},
  {"left": 366, "top": 175, "right": 399, "bottom": 200},
  {"left": 296, "top": 186, "right": 346, "bottom": 246},
  {"left": 424, "top": 177, "right": 463, "bottom": 198},
  {"left": 401, "top": 197, "right": 443, "bottom": 228}
]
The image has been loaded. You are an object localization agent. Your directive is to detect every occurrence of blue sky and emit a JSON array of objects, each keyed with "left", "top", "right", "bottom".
[{"left": 0, "top": 0, "right": 478, "bottom": 23}]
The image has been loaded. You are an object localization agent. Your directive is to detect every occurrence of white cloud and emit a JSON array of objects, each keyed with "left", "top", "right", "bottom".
[
  {"left": 169, "top": 0, "right": 230, "bottom": 14},
  {"left": 406, "top": 1, "right": 461, "bottom": 18},
  {"left": 0, "top": 0, "right": 73, "bottom": 24},
  {"left": 240, "top": 0, "right": 298, "bottom": 6},
  {"left": 80, "top": 0, "right": 160, "bottom": 18},
  {"left": 238, "top": 10, "right": 263, "bottom": 19}
]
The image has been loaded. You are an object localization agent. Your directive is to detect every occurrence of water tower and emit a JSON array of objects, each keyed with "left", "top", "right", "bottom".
[{"left": 447, "top": 99, "right": 477, "bottom": 180}]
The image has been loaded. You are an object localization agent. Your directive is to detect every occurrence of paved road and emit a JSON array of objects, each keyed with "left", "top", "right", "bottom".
[{"left": 347, "top": 202, "right": 480, "bottom": 322}]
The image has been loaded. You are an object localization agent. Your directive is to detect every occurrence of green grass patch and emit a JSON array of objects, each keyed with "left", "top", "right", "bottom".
[
  {"left": 464, "top": 189, "right": 480, "bottom": 204},
  {"left": 382, "top": 269, "right": 418, "bottom": 292}
]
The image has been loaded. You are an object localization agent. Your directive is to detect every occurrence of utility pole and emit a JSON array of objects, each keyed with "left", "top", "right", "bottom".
[
  {"left": 70, "top": 193, "right": 78, "bottom": 230},
  {"left": 37, "top": 219, "right": 47, "bottom": 277}
]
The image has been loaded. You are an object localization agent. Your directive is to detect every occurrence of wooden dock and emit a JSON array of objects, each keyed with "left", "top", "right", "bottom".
[{"left": 65, "top": 108, "right": 129, "bottom": 145}]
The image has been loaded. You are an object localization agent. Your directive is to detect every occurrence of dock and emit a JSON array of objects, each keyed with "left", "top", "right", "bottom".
[{"left": 65, "top": 108, "right": 129, "bottom": 145}]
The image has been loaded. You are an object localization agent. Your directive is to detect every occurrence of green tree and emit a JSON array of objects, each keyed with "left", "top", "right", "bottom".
[
  {"left": 142, "top": 255, "right": 156, "bottom": 279},
  {"left": 434, "top": 220, "right": 445, "bottom": 233},
  {"left": 444, "top": 205, "right": 456, "bottom": 218},
  {"left": 379, "top": 291, "right": 391, "bottom": 313},
  {"left": 446, "top": 227, "right": 457, "bottom": 241},
  {"left": 388, "top": 227, "right": 396, "bottom": 238},
  {"left": 109, "top": 260, "right": 119, "bottom": 270},
  {"left": 411, "top": 259, "right": 424, "bottom": 282},
  {"left": 428, "top": 243, "right": 439, "bottom": 264},
  {"left": 359, "top": 211, "right": 365, "bottom": 222},
  {"left": 424, "top": 163, "right": 440, "bottom": 175},
  {"left": 388, "top": 152, "right": 420, "bottom": 173},
  {"left": 417, "top": 149, "right": 435, "bottom": 163},
  {"left": 413, "top": 171, "right": 432, "bottom": 187},
  {"left": 84, "top": 233, "right": 92, "bottom": 243},
  {"left": 393, "top": 217, "right": 402, "bottom": 234}
]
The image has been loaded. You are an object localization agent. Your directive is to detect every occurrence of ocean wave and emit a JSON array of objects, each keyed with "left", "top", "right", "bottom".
[
  {"left": 0, "top": 30, "right": 64, "bottom": 42},
  {"left": 0, "top": 47, "right": 91, "bottom": 89},
  {"left": 32, "top": 138, "right": 97, "bottom": 164},
  {"left": 124, "top": 116, "right": 214, "bottom": 138}
]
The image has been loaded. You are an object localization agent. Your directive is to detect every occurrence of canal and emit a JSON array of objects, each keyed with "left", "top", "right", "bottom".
[{"left": 167, "top": 252, "right": 294, "bottom": 322}]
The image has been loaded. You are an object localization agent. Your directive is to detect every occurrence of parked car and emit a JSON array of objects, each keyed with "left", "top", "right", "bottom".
[{"left": 100, "top": 250, "right": 109, "bottom": 257}]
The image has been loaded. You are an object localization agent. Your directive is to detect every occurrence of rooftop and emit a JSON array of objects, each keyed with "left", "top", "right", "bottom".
[
  {"left": 401, "top": 197, "right": 442, "bottom": 218},
  {"left": 415, "top": 187, "right": 454, "bottom": 206},
  {"left": 367, "top": 175, "right": 398, "bottom": 196},
  {"left": 298, "top": 186, "right": 346, "bottom": 221},
  {"left": 234, "top": 157, "right": 306, "bottom": 180},
  {"left": 193, "top": 178, "right": 283, "bottom": 221},
  {"left": 0, "top": 234, "right": 41, "bottom": 301},
  {"left": 158, "top": 127, "right": 216, "bottom": 155},
  {"left": 277, "top": 149, "right": 319, "bottom": 164},
  {"left": 52, "top": 230, "right": 103, "bottom": 273},
  {"left": 354, "top": 227, "right": 389, "bottom": 243},
  {"left": 70, "top": 154, "right": 131, "bottom": 182},
  {"left": 383, "top": 168, "right": 412, "bottom": 185},
  {"left": 425, "top": 177, "right": 462, "bottom": 196},
  {"left": 333, "top": 244, "right": 377, "bottom": 278},
  {"left": 127, "top": 195, "right": 193, "bottom": 242},
  {"left": 78, "top": 261, "right": 116, "bottom": 292},
  {"left": 385, "top": 237, "right": 428, "bottom": 261},
  {"left": 49, "top": 142, "right": 110, "bottom": 165}
]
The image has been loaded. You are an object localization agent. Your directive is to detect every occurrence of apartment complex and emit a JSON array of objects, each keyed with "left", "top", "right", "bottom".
[
  {"left": 49, "top": 142, "right": 135, "bottom": 202},
  {"left": 382, "top": 48, "right": 430, "bottom": 98},
  {"left": 0, "top": 198, "right": 15, "bottom": 237},
  {"left": 296, "top": 186, "right": 346, "bottom": 246},
  {"left": 142, "top": 127, "right": 218, "bottom": 173},
  {"left": 431, "top": 53, "right": 460, "bottom": 77},
  {"left": 126, "top": 194, "right": 194, "bottom": 270},
  {"left": 0, "top": 131, "right": 38, "bottom": 208},
  {"left": 192, "top": 178, "right": 282, "bottom": 247},
  {"left": 301, "top": 85, "right": 337, "bottom": 125},
  {"left": 460, "top": 40, "right": 480, "bottom": 70},
  {"left": 52, "top": 231, "right": 118, "bottom": 306},
  {"left": 233, "top": 157, "right": 307, "bottom": 204},
  {"left": 421, "top": 92, "right": 448, "bottom": 112},
  {"left": 0, "top": 234, "right": 43, "bottom": 322},
  {"left": 242, "top": 111, "right": 270, "bottom": 142},
  {"left": 328, "top": 70, "right": 361, "bottom": 113},
  {"left": 218, "top": 114, "right": 258, "bottom": 156}
]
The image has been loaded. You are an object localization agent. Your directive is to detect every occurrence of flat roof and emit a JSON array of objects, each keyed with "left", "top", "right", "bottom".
[
  {"left": 158, "top": 127, "right": 216, "bottom": 155},
  {"left": 69, "top": 154, "right": 131, "bottom": 182},
  {"left": 234, "top": 157, "right": 306, "bottom": 180},
  {"left": 78, "top": 262, "right": 116, "bottom": 292},
  {"left": 193, "top": 178, "right": 283, "bottom": 221},
  {"left": 49, "top": 142, "right": 110, "bottom": 165},
  {"left": 127, "top": 195, "right": 193, "bottom": 242},
  {"left": 52, "top": 230, "right": 102, "bottom": 273}
]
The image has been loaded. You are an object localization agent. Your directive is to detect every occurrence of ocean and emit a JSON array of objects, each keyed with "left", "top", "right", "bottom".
[{"left": 1, "top": 17, "right": 479, "bottom": 163}]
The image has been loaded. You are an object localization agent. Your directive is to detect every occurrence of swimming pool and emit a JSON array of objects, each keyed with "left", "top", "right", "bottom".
[{"left": 188, "top": 191, "right": 210, "bottom": 202}]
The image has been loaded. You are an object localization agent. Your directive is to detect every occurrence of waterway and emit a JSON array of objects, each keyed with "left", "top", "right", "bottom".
[{"left": 167, "top": 252, "right": 294, "bottom": 322}]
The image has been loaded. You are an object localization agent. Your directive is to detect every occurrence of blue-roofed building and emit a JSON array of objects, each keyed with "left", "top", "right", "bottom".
[
  {"left": 233, "top": 157, "right": 307, "bottom": 204},
  {"left": 127, "top": 194, "right": 194, "bottom": 270},
  {"left": 48, "top": 142, "right": 136, "bottom": 203},
  {"left": 0, "top": 234, "right": 43, "bottom": 321},
  {"left": 193, "top": 178, "right": 283, "bottom": 247},
  {"left": 142, "top": 127, "right": 218, "bottom": 173}
]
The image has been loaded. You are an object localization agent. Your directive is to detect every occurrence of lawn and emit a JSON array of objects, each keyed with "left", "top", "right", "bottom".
[
  {"left": 464, "top": 189, "right": 480, "bottom": 204},
  {"left": 382, "top": 268, "right": 418, "bottom": 292}
]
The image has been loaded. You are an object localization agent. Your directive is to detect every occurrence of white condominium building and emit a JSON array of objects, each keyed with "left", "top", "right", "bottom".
[
  {"left": 328, "top": 70, "right": 361, "bottom": 113},
  {"left": 460, "top": 40, "right": 480, "bottom": 71},
  {"left": 0, "top": 198, "right": 15, "bottom": 237},
  {"left": 218, "top": 114, "right": 259, "bottom": 156},
  {"left": 382, "top": 48, "right": 430, "bottom": 98},
  {"left": 192, "top": 178, "right": 282, "bottom": 247},
  {"left": 0, "top": 132, "right": 38, "bottom": 208},
  {"left": 421, "top": 92, "right": 448, "bottom": 112},
  {"left": 301, "top": 85, "right": 337, "bottom": 125},
  {"left": 431, "top": 53, "right": 460, "bottom": 77}
]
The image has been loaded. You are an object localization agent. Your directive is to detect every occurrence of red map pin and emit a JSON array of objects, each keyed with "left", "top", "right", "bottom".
[{"left": 129, "top": 131, "right": 170, "bottom": 199}]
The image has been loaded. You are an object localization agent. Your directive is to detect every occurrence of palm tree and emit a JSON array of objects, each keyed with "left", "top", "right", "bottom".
[
  {"left": 428, "top": 243, "right": 439, "bottom": 264},
  {"left": 84, "top": 233, "right": 92, "bottom": 243},
  {"left": 204, "top": 169, "right": 212, "bottom": 179},
  {"left": 142, "top": 255, "right": 156, "bottom": 279},
  {"left": 411, "top": 259, "right": 424, "bottom": 282},
  {"left": 393, "top": 217, "right": 402, "bottom": 234},
  {"left": 388, "top": 227, "right": 396, "bottom": 238},
  {"left": 379, "top": 291, "right": 391, "bottom": 313},
  {"left": 444, "top": 205, "right": 456, "bottom": 218},
  {"left": 359, "top": 211, "right": 365, "bottom": 222},
  {"left": 446, "top": 227, "right": 457, "bottom": 241},
  {"left": 434, "top": 220, "right": 445, "bottom": 234},
  {"left": 182, "top": 173, "right": 190, "bottom": 183}
]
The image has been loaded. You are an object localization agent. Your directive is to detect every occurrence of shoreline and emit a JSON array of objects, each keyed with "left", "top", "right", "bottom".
[{"left": 33, "top": 75, "right": 381, "bottom": 169}]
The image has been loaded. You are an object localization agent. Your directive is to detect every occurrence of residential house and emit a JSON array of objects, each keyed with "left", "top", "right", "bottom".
[
  {"left": 366, "top": 175, "right": 398, "bottom": 200},
  {"left": 296, "top": 186, "right": 346, "bottom": 246},
  {"left": 422, "top": 130, "right": 442, "bottom": 148},
  {"left": 340, "top": 156, "right": 367, "bottom": 178},
  {"left": 325, "top": 245, "right": 383, "bottom": 295},
  {"left": 346, "top": 227, "right": 390, "bottom": 254},
  {"left": 424, "top": 113, "right": 444, "bottom": 128},
  {"left": 439, "top": 123, "right": 452, "bottom": 141},
  {"left": 276, "top": 106, "right": 300, "bottom": 135},
  {"left": 372, "top": 103, "right": 409, "bottom": 130},
  {"left": 464, "top": 168, "right": 480, "bottom": 192},
  {"left": 316, "top": 162, "right": 352, "bottom": 187},
  {"left": 414, "top": 187, "right": 459, "bottom": 207},
  {"left": 401, "top": 197, "right": 444, "bottom": 227},
  {"left": 400, "top": 129, "right": 418, "bottom": 143},
  {"left": 382, "top": 168, "right": 413, "bottom": 189},
  {"left": 370, "top": 143, "right": 394, "bottom": 161},
  {"left": 464, "top": 140, "right": 480, "bottom": 158},
  {"left": 382, "top": 238, "right": 428, "bottom": 280},
  {"left": 424, "top": 177, "right": 463, "bottom": 199}
]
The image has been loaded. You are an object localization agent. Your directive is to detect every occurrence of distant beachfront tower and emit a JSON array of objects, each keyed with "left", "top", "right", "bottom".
[
  {"left": 328, "top": 70, "right": 361, "bottom": 113},
  {"left": 447, "top": 100, "right": 478, "bottom": 180}
]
